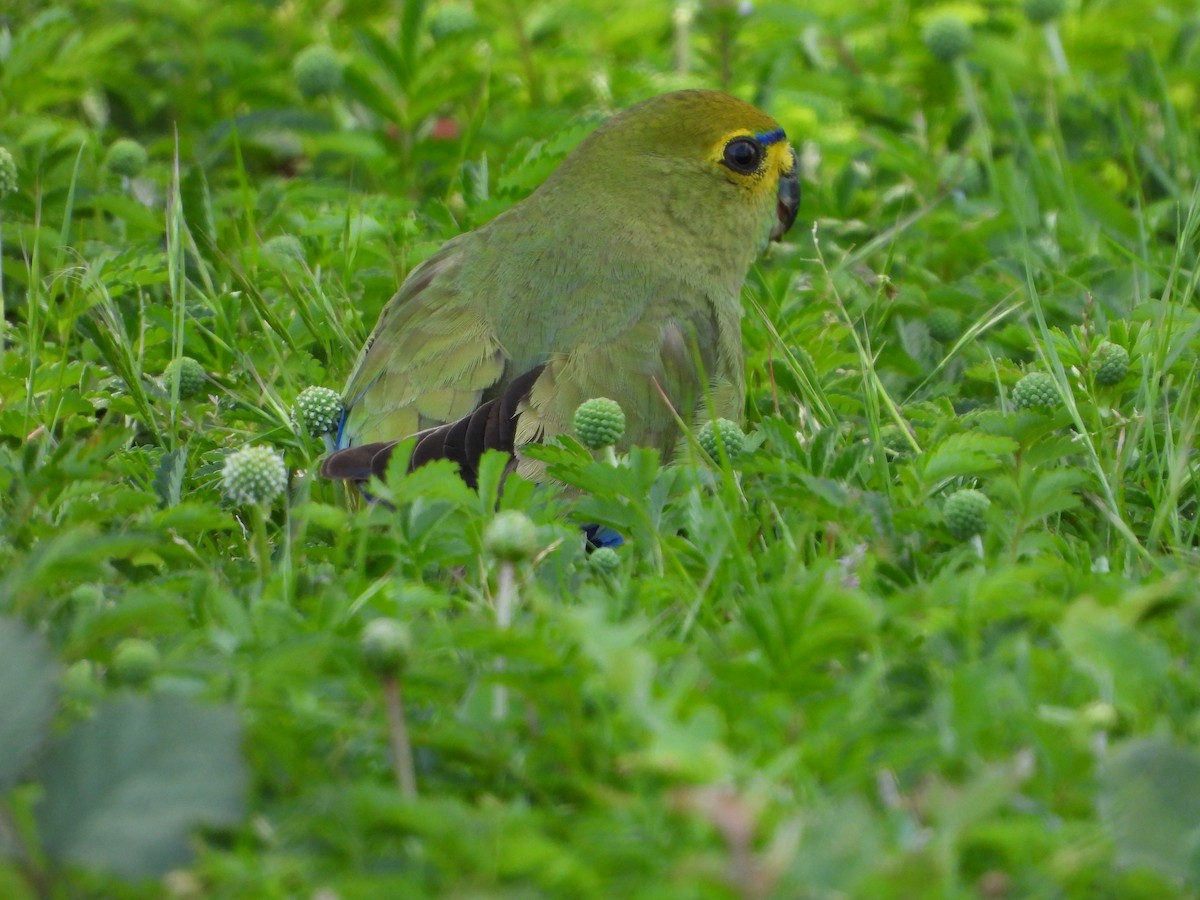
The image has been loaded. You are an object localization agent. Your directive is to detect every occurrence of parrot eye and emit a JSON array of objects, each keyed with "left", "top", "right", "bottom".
[{"left": 721, "top": 137, "right": 764, "bottom": 175}]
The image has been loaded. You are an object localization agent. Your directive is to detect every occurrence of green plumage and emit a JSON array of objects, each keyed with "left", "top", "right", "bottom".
[{"left": 323, "top": 90, "right": 799, "bottom": 485}]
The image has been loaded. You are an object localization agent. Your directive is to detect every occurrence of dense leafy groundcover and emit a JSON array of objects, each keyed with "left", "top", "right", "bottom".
[{"left": 2, "top": 0, "right": 1200, "bottom": 895}]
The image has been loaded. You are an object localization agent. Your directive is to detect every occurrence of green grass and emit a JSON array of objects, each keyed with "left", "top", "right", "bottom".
[{"left": 2, "top": 0, "right": 1200, "bottom": 896}]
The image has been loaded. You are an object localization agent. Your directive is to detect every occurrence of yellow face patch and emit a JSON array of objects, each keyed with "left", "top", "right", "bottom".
[{"left": 712, "top": 127, "right": 795, "bottom": 195}]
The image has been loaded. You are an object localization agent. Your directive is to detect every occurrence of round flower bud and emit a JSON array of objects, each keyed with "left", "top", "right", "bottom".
[
  {"left": 111, "top": 638, "right": 160, "bottom": 686},
  {"left": 1012, "top": 372, "right": 1063, "bottom": 411},
  {"left": 589, "top": 546, "right": 621, "bottom": 575},
  {"left": 1093, "top": 342, "right": 1130, "bottom": 387},
  {"left": 573, "top": 397, "right": 626, "bottom": 450},
  {"left": 163, "top": 356, "right": 206, "bottom": 400},
  {"left": 63, "top": 659, "right": 100, "bottom": 698},
  {"left": 698, "top": 418, "right": 746, "bottom": 462},
  {"left": 292, "top": 45, "right": 343, "bottom": 98},
  {"left": 221, "top": 445, "right": 287, "bottom": 505},
  {"left": 360, "top": 618, "right": 412, "bottom": 677},
  {"left": 926, "top": 308, "right": 962, "bottom": 344},
  {"left": 0, "top": 147, "right": 17, "bottom": 197},
  {"left": 1024, "top": 0, "right": 1066, "bottom": 24},
  {"left": 105, "top": 138, "right": 149, "bottom": 178},
  {"left": 484, "top": 510, "right": 539, "bottom": 563},
  {"left": 944, "top": 488, "right": 990, "bottom": 541},
  {"left": 923, "top": 15, "right": 972, "bottom": 63},
  {"left": 68, "top": 583, "right": 105, "bottom": 608},
  {"left": 263, "top": 234, "right": 306, "bottom": 261},
  {"left": 294, "top": 386, "right": 343, "bottom": 436},
  {"left": 1080, "top": 700, "right": 1118, "bottom": 730},
  {"left": 428, "top": 2, "right": 480, "bottom": 39}
]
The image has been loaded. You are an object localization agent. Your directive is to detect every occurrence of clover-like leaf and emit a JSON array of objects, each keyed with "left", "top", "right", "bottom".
[{"left": 35, "top": 695, "right": 246, "bottom": 879}]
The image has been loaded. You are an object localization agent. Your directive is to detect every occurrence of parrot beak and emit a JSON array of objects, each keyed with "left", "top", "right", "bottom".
[{"left": 770, "top": 157, "right": 800, "bottom": 242}]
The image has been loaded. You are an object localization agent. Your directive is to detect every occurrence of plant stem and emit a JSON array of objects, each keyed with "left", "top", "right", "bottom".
[
  {"left": 383, "top": 675, "right": 417, "bottom": 798},
  {"left": 250, "top": 504, "right": 271, "bottom": 588},
  {"left": 0, "top": 211, "right": 6, "bottom": 370},
  {"left": 1043, "top": 22, "right": 1069, "bottom": 77},
  {"left": 0, "top": 798, "right": 52, "bottom": 899},
  {"left": 953, "top": 56, "right": 999, "bottom": 206},
  {"left": 504, "top": 0, "right": 542, "bottom": 105},
  {"left": 673, "top": 2, "right": 693, "bottom": 77},
  {"left": 492, "top": 560, "right": 516, "bottom": 720}
]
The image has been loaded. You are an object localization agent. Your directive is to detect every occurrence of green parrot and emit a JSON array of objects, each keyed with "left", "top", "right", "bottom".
[{"left": 321, "top": 89, "right": 799, "bottom": 488}]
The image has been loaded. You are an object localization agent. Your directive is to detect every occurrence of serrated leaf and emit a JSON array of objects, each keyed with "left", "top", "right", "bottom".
[
  {"left": 153, "top": 447, "right": 186, "bottom": 508},
  {"left": 0, "top": 619, "right": 59, "bottom": 791},
  {"left": 179, "top": 166, "right": 216, "bottom": 261},
  {"left": 475, "top": 449, "right": 512, "bottom": 515},
  {"left": 1099, "top": 738, "right": 1200, "bottom": 882},
  {"left": 398, "top": 0, "right": 429, "bottom": 84},
  {"left": 35, "top": 695, "right": 246, "bottom": 880},
  {"left": 918, "top": 432, "right": 1018, "bottom": 485},
  {"left": 1059, "top": 599, "right": 1171, "bottom": 710},
  {"left": 1022, "top": 467, "right": 1090, "bottom": 521},
  {"left": 800, "top": 474, "right": 852, "bottom": 507},
  {"left": 150, "top": 501, "right": 236, "bottom": 535}
]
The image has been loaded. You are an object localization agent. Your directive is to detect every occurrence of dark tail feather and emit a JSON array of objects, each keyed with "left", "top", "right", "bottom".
[
  {"left": 321, "top": 364, "right": 546, "bottom": 490},
  {"left": 319, "top": 440, "right": 402, "bottom": 481}
]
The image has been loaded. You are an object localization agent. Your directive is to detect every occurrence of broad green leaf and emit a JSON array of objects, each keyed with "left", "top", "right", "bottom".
[
  {"left": 779, "top": 797, "right": 884, "bottom": 896},
  {"left": 35, "top": 696, "right": 246, "bottom": 880},
  {"left": 0, "top": 619, "right": 58, "bottom": 791},
  {"left": 1021, "top": 467, "right": 1090, "bottom": 521},
  {"left": 918, "top": 432, "right": 1018, "bottom": 485},
  {"left": 1100, "top": 738, "right": 1200, "bottom": 882},
  {"left": 1059, "top": 599, "right": 1171, "bottom": 711}
]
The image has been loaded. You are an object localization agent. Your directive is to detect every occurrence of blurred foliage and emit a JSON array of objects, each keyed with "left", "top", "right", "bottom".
[{"left": 2, "top": 0, "right": 1200, "bottom": 895}]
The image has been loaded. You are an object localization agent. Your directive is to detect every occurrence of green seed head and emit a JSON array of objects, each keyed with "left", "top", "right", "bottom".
[
  {"left": 0, "top": 147, "right": 17, "bottom": 197},
  {"left": 429, "top": 2, "right": 480, "bottom": 39},
  {"left": 484, "top": 510, "right": 540, "bottom": 563},
  {"left": 294, "top": 386, "right": 343, "bottom": 436},
  {"left": 105, "top": 138, "right": 149, "bottom": 177},
  {"left": 923, "top": 15, "right": 972, "bottom": 63},
  {"left": 68, "top": 583, "right": 105, "bottom": 607},
  {"left": 1081, "top": 700, "right": 1118, "bottom": 730},
  {"left": 293, "top": 45, "right": 343, "bottom": 98},
  {"left": 944, "top": 489, "right": 990, "bottom": 541},
  {"left": 163, "top": 356, "right": 206, "bottom": 400},
  {"left": 1093, "top": 342, "right": 1130, "bottom": 387},
  {"left": 1012, "top": 372, "right": 1063, "bottom": 411},
  {"left": 360, "top": 618, "right": 412, "bottom": 677},
  {"left": 573, "top": 397, "right": 626, "bottom": 450},
  {"left": 926, "top": 308, "right": 962, "bottom": 343},
  {"left": 589, "top": 546, "right": 621, "bottom": 575},
  {"left": 222, "top": 445, "right": 287, "bottom": 505},
  {"left": 112, "top": 638, "right": 160, "bottom": 686},
  {"left": 698, "top": 418, "right": 746, "bottom": 462},
  {"left": 63, "top": 659, "right": 99, "bottom": 697},
  {"left": 1024, "top": 0, "right": 1066, "bottom": 24}
]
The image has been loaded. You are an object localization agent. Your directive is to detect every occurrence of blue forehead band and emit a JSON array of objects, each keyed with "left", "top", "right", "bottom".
[{"left": 755, "top": 127, "right": 787, "bottom": 146}]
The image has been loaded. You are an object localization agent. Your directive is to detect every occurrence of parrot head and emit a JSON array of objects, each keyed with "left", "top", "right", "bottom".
[{"left": 542, "top": 89, "right": 800, "bottom": 264}]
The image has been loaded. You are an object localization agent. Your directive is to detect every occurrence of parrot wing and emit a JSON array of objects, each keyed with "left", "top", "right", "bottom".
[
  {"left": 335, "top": 237, "right": 509, "bottom": 447},
  {"left": 322, "top": 301, "right": 742, "bottom": 486},
  {"left": 322, "top": 233, "right": 548, "bottom": 486}
]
